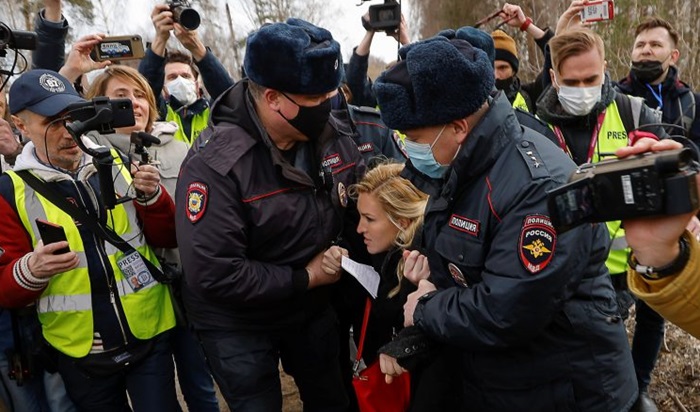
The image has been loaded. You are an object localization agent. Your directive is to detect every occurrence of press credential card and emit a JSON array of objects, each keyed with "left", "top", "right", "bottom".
[{"left": 341, "top": 256, "right": 379, "bottom": 298}]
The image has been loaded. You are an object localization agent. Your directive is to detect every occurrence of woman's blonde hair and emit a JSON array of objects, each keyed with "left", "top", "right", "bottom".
[
  {"left": 85, "top": 65, "right": 159, "bottom": 132},
  {"left": 349, "top": 162, "right": 428, "bottom": 297}
]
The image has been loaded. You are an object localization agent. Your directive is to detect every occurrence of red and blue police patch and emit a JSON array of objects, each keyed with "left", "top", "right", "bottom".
[
  {"left": 186, "top": 182, "right": 208, "bottom": 223},
  {"left": 518, "top": 214, "right": 556, "bottom": 274}
]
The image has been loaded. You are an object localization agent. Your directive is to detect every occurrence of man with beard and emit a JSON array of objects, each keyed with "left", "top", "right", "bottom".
[{"left": 616, "top": 18, "right": 700, "bottom": 146}]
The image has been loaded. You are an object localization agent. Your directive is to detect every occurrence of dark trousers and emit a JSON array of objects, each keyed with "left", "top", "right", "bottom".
[
  {"left": 611, "top": 274, "right": 664, "bottom": 393},
  {"left": 172, "top": 324, "right": 219, "bottom": 412},
  {"left": 632, "top": 299, "right": 665, "bottom": 392},
  {"left": 56, "top": 333, "right": 178, "bottom": 412},
  {"left": 199, "top": 308, "right": 348, "bottom": 412}
]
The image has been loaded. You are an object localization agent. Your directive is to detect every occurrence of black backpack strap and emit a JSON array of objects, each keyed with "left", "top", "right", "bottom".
[
  {"left": 13, "top": 170, "right": 166, "bottom": 282},
  {"left": 614, "top": 92, "right": 645, "bottom": 133},
  {"left": 678, "top": 91, "right": 696, "bottom": 134}
]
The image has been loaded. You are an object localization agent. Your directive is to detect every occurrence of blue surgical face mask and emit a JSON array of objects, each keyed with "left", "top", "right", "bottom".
[{"left": 404, "top": 125, "right": 449, "bottom": 179}]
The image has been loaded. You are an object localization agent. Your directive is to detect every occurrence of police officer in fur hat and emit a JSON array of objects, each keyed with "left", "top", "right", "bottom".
[
  {"left": 175, "top": 18, "right": 366, "bottom": 411},
  {"left": 373, "top": 36, "right": 638, "bottom": 411}
]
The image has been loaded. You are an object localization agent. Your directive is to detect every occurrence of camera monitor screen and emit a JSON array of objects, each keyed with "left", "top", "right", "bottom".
[{"left": 548, "top": 179, "right": 595, "bottom": 232}]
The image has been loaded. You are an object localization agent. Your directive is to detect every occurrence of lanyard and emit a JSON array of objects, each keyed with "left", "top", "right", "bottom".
[
  {"left": 552, "top": 110, "right": 607, "bottom": 164},
  {"left": 645, "top": 83, "right": 663, "bottom": 110}
]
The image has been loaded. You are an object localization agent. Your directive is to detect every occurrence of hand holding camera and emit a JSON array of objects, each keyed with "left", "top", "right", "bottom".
[
  {"left": 619, "top": 139, "right": 699, "bottom": 268},
  {"left": 150, "top": 3, "right": 204, "bottom": 60}
]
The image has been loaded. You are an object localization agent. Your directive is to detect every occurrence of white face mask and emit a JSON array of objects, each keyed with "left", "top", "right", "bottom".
[
  {"left": 554, "top": 76, "right": 603, "bottom": 116},
  {"left": 166, "top": 76, "right": 198, "bottom": 107}
]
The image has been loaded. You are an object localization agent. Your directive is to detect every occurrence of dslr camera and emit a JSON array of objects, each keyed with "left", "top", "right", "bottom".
[
  {"left": 547, "top": 149, "right": 699, "bottom": 233},
  {"left": 167, "top": 0, "right": 201, "bottom": 31},
  {"left": 366, "top": 0, "right": 401, "bottom": 33}
]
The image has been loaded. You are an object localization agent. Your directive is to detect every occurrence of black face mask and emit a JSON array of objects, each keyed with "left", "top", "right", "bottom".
[
  {"left": 278, "top": 92, "right": 332, "bottom": 141},
  {"left": 630, "top": 60, "right": 665, "bottom": 84},
  {"left": 494, "top": 77, "right": 515, "bottom": 91}
]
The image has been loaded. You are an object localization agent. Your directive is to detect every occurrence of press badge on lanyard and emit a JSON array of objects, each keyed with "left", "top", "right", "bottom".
[{"left": 117, "top": 251, "right": 155, "bottom": 292}]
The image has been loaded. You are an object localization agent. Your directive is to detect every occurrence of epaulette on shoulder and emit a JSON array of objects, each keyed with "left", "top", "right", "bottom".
[
  {"left": 351, "top": 105, "right": 381, "bottom": 116},
  {"left": 514, "top": 137, "right": 551, "bottom": 180}
]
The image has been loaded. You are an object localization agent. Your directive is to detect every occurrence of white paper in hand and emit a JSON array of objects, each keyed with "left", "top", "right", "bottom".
[{"left": 341, "top": 256, "right": 380, "bottom": 298}]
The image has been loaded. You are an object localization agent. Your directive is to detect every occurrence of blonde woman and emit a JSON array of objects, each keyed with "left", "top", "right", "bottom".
[{"left": 323, "top": 163, "right": 462, "bottom": 411}]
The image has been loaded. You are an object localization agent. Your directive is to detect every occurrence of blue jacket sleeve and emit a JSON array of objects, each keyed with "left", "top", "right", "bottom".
[
  {"left": 31, "top": 9, "right": 69, "bottom": 72},
  {"left": 196, "top": 49, "right": 234, "bottom": 102},
  {"left": 138, "top": 48, "right": 168, "bottom": 120},
  {"left": 346, "top": 48, "right": 377, "bottom": 107}
]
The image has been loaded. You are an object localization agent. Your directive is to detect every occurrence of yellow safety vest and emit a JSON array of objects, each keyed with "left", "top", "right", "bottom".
[
  {"left": 550, "top": 100, "right": 630, "bottom": 275},
  {"left": 6, "top": 151, "right": 175, "bottom": 357},
  {"left": 166, "top": 105, "right": 210, "bottom": 146},
  {"left": 512, "top": 92, "right": 530, "bottom": 112}
]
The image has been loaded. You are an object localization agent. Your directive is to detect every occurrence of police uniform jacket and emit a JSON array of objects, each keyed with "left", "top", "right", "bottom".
[
  {"left": 346, "top": 105, "right": 406, "bottom": 164},
  {"left": 407, "top": 94, "right": 638, "bottom": 411},
  {"left": 175, "top": 80, "right": 366, "bottom": 331}
]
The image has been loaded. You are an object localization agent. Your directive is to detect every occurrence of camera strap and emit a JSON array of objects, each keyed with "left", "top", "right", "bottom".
[
  {"left": 13, "top": 170, "right": 167, "bottom": 282},
  {"left": 552, "top": 110, "right": 607, "bottom": 163}
]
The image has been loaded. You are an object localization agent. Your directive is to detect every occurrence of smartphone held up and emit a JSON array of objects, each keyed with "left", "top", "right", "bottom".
[{"left": 580, "top": 0, "right": 614, "bottom": 24}]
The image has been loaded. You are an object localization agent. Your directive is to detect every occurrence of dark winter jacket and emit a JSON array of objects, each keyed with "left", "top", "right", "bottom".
[
  {"left": 31, "top": 9, "right": 69, "bottom": 72},
  {"left": 346, "top": 105, "right": 405, "bottom": 165},
  {"left": 405, "top": 94, "right": 638, "bottom": 411},
  {"left": 175, "top": 80, "right": 366, "bottom": 331},
  {"left": 617, "top": 66, "right": 700, "bottom": 146}
]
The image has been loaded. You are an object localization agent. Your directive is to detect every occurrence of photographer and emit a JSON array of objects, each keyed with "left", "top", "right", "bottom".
[
  {"left": 138, "top": 3, "right": 234, "bottom": 146},
  {"left": 0, "top": 69, "right": 178, "bottom": 411},
  {"left": 620, "top": 138, "right": 700, "bottom": 340}
]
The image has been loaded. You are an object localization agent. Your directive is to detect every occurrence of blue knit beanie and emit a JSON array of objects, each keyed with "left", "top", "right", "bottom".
[
  {"left": 374, "top": 36, "right": 494, "bottom": 131},
  {"left": 438, "top": 26, "right": 496, "bottom": 64},
  {"left": 244, "top": 18, "right": 344, "bottom": 95}
]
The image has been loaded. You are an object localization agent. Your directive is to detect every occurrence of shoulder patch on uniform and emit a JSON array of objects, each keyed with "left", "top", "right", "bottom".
[
  {"left": 519, "top": 214, "right": 556, "bottom": 274},
  {"left": 186, "top": 182, "right": 209, "bottom": 223},
  {"left": 448, "top": 214, "right": 480, "bottom": 237},
  {"left": 357, "top": 142, "right": 375, "bottom": 153},
  {"left": 322, "top": 153, "right": 343, "bottom": 168}
]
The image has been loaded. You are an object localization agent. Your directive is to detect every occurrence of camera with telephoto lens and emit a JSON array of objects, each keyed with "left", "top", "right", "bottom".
[
  {"left": 547, "top": 148, "right": 700, "bottom": 233},
  {"left": 167, "top": 0, "right": 201, "bottom": 31},
  {"left": 367, "top": 0, "right": 401, "bottom": 33},
  {"left": 0, "top": 23, "right": 37, "bottom": 51}
]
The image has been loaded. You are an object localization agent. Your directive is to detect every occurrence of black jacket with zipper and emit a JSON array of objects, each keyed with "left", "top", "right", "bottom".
[
  {"left": 176, "top": 80, "right": 366, "bottom": 331},
  {"left": 405, "top": 93, "right": 637, "bottom": 411}
]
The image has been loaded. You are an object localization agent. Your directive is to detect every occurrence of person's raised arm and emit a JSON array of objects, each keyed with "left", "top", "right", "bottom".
[
  {"left": 32, "top": 0, "right": 69, "bottom": 72},
  {"left": 173, "top": 23, "right": 234, "bottom": 100}
]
